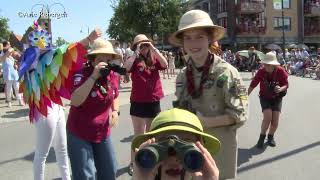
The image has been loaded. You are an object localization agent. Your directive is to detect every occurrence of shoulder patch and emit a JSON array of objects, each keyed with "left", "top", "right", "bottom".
[{"left": 217, "top": 74, "right": 228, "bottom": 88}]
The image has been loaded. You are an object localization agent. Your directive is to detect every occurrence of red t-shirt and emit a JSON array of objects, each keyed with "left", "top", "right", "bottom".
[
  {"left": 250, "top": 66, "right": 288, "bottom": 99},
  {"left": 129, "top": 57, "right": 166, "bottom": 102},
  {"left": 67, "top": 66, "right": 119, "bottom": 143}
]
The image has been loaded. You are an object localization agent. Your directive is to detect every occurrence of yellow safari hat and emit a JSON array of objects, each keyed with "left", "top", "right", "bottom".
[{"left": 131, "top": 108, "right": 221, "bottom": 155}]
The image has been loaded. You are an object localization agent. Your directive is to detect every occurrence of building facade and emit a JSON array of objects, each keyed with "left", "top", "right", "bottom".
[{"left": 191, "top": 0, "right": 320, "bottom": 51}]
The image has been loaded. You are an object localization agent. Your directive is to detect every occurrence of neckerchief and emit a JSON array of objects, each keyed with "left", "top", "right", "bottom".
[{"left": 186, "top": 53, "right": 214, "bottom": 99}]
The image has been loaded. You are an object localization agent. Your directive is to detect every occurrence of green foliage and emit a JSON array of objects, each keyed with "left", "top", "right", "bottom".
[
  {"left": 0, "top": 17, "right": 11, "bottom": 42},
  {"left": 107, "top": 0, "right": 189, "bottom": 43},
  {"left": 55, "top": 37, "right": 68, "bottom": 47}
]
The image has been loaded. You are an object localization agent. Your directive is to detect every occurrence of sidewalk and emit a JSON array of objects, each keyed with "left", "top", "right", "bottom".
[{"left": 0, "top": 75, "right": 178, "bottom": 124}]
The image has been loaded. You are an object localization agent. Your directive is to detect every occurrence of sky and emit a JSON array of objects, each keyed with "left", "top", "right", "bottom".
[{"left": 0, "top": 0, "right": 115, "bottom": 42}]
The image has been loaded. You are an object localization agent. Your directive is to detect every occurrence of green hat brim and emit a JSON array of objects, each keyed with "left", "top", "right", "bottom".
[{"left": 131, "top": 125, "right": 221, "bottom": 155}]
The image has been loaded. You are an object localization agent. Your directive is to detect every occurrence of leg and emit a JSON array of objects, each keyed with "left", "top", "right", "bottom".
[
  {"left": 93, "top": 136, "right": 117, "bottom": 180},
  {"left": 33, "top": 110, "right": 58, "bottom": 180},
  {"left": 261, "top": 109, "right": 273, "bottom": 134},
  {"left": 12, "top": 80, "right": 23, "bottom": 105},
  {"left": 256, "top": 109, "right": 273, "bottom": 148},
  {"left": 5, "top": 80, "right": 13, "bottom": 107},
  {"left": 67, "top": 132, "right": 96, "bottom": 180},
  {"left": 53, "top": 105, "right": 71, "bottom": 180},
  {"left": 145, "top": 118, "right": 153, "bottom": 132},
  {"left": 129, "top": 115, "right": 147, "bottom": 174},
  {"left": 267, "top": 111, "right": 281, "bottom": 147}
]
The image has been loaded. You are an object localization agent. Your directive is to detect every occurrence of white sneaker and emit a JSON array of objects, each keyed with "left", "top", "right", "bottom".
[{"left": 8, "top": 102, "right": 12, "bottom": 108}]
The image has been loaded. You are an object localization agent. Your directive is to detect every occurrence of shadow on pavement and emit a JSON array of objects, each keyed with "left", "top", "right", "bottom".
[
  {"left": 237, "top": 144, "right": 267, "bottom": 167},
  {"left": 1, "top": 108, "right": 28, "bottom": 119},
  {"left": 237, "top": 141, "right": 320, "bottom": 174},
  {"left": 116, "top": 165, "right": 129, "bottom": 177},
  {"left": 120, "top": 135, "right": 134, "bottom": 143},
  {"left": 0, "top": 148, "right": 57, "bottom": 166}
]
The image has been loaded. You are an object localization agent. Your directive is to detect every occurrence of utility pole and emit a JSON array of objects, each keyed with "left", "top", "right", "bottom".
[{"left": 281, "top": 0, "right": 286, "bottom": 60}]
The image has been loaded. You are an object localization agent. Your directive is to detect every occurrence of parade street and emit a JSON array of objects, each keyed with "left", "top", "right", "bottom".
[{"left": 0, "top": 72, "right": 319, "bottom": 180}]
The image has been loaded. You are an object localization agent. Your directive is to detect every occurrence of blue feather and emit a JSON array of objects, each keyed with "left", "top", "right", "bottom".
[{"left": 19, "top": 47, "right": 40, "bottom": 80}]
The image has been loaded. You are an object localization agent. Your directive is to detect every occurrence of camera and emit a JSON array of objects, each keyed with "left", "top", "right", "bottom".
[
  {"left": 99, "top": 64, "right": 127, "bottom": 77},
  {"left": 135, "top": 135, "right": 204, "bottom": 172}
]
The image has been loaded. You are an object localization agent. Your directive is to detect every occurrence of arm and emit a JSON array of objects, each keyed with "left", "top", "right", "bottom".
[
  {"left": 0, "top": 48, "right": 14, "bottom": 62},
  {"left": 145, "top": 42, "right": 168, "bottom": 68},
  {"left": 123, "top": 54, "right": 136, "bottom": 72},
  {"left": 248, "top": 69, "right": 262, "bottom": 95},
  {"left": 79, "top": 28, "right": 102, "bottom": 48},
  {"left": 112, "top": 96, "right": 120, "bottom": 113},
  {"left": 70, "top": 75, "right": 96, "bottom": 107},
  {"left": 70, "top": 61, "right": 107, "bottom": 107}
]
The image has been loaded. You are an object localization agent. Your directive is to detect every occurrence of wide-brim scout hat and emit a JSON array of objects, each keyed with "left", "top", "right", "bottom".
[
  {"left": 87, "top": 38, "right": 121, "bottom": 59},
  {"left": 131, "top": 34, "right": 152, "bottom": 51},
  {"left": 169, "top": 10, "right": 225, "bottom": 47},
  {"left": 261, "top": 52, "right": 280, "bottom": 65},
  {"left": 131, "top": 108, "right": 221, "bottom": 155}
]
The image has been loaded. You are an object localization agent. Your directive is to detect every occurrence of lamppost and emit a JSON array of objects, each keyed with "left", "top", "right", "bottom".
[{"left": 281, "top": 0, "right": 286, "bottom": 60}]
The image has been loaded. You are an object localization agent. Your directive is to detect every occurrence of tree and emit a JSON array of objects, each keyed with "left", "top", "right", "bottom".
[
  {"left": 107, "top": 0, "right": 189, "bottom": 43},
  {"left": 55, "top": 37, "right": 68, "bottom": 47},
  {"left": 0, "top": 17, "right": 11, "bottom": 42}
]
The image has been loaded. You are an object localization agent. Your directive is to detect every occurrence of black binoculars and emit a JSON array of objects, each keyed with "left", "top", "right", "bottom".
[{"left": 135, "top": 135, "right": 204, "bottom": 172}]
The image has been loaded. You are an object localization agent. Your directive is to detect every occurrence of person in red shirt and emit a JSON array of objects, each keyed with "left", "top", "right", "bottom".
[
  {"left": 66, "top": 38, "right": 121, "bottom": 180},
  {"left": 248, "top": 52, "right": 289, "bottom": 149},
  {"left": 124, "top": 34, "right": 168, "bottom": 175}
]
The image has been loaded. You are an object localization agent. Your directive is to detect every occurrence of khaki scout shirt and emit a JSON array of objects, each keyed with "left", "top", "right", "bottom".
[{"left": 175, "top": 54, "right": 248, "bottom": 128}]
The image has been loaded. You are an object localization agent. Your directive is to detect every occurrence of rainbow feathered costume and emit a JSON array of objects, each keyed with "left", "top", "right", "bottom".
[{"left": 19, "top": 31, "right": 87, "bottom": 122}]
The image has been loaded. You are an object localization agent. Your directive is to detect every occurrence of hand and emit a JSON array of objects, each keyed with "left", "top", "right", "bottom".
[
  {"left": 88, "top": 28, "right": 102, "bottom": 42},
  {"left": 191, "top": 142, "right": 219, "bottom": 180},
  {"left": 274, "top": 85, "right": 281, "bottom": 93},
  {"left": 91, "top": 61, "right": 108, "bottom": 80},
  {"left": 132, "top": 138, "right": 161, "bottom": 180},
  {"left": 110, "top": 110, "right": 119, "bottom": 127}
]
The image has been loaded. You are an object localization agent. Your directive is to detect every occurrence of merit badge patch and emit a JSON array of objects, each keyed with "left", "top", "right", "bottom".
[
  {"left": 217, "top": 74, "right": 228, "bottom": 88},
  {"left": 73, "top": 74, "right": 83, "bottom": 86},
  {"left": 91, "top": 91, "right": 97, "bottom": 98}
]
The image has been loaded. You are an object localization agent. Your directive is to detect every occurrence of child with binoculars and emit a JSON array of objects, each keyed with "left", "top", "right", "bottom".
[{"left": 131, "top": 108, "right": 220, "bottom": 180}]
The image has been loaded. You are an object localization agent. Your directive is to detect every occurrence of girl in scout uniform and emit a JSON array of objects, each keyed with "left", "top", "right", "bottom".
[{"left": 170, "top": 10, "right": 248, "bottom": 179}]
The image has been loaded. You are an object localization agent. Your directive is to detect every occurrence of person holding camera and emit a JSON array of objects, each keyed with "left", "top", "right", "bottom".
[
  {"left": 66, "top": 37, "right": 121, "bottom": 180},
  {"left": 131, "top": 108, "right": 220, "bottom": 180},
  {"left": 248, "top": 52, "right": 289, "bottom": 149},
  {"left": 0, "top": 41, "right": 23, "bottom": 107},
  {"left": 124, "top": 34, "right": 168, "bottom": 175},
  {"left": 171, "top": 10, "right": 248, "bottom": 180}
]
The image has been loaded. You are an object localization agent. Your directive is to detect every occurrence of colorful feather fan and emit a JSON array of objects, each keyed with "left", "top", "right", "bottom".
[{"left": 19, "top": 22, "right": 87, "bottom": 122}]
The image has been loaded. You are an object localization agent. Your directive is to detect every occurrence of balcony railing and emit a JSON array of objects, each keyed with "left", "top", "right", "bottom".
[
  {"left": 304, "top": 4, "right": 320, "bottom": 15},
  {"left": 304, "top": 26, "right": 320, "bottom": 35},
  {"left": 237, "top": 1, "right": 265, "bottom": 14},
  {"left": 236, "top": 24, "right": 266, "bottom": 35}
]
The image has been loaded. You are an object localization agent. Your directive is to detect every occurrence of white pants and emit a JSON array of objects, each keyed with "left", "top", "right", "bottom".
[
  {"left": 5, "top": 80, "right": 21, "bottom": 101},
  {"left": 33, "top": 103, "right": 71, "bottom": 180}
]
